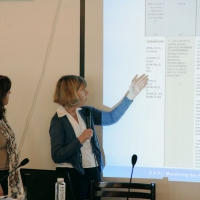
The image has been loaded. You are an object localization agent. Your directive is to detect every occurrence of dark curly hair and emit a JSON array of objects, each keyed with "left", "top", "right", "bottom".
[{"left": 0, "top": 75, "right": 11, "bottom": 120}]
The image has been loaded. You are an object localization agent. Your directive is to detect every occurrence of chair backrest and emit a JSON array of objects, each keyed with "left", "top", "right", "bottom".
[{"left": 90, "top": 181, "right": 156, "bottom": 200}]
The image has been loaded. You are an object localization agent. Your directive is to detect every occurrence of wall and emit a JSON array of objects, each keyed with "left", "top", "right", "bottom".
[
  {"left": 1, "top": 0, "right": 200, "bottom": 199},
  {"left": 0, "top": 0, "right": 80, "bottom": 169}
]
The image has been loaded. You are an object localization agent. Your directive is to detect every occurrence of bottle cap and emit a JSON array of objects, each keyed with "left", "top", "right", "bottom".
[{"left": 57, "top": 178, "right": 64, "bottom": 182}]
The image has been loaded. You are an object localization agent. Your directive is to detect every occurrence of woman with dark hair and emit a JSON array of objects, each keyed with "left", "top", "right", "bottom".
[
  {"left": 0, "top": 75, "right": 20, "bottom": 198},
  {"left": 49, "top": 74, "right": 148, "bottom": 200}
]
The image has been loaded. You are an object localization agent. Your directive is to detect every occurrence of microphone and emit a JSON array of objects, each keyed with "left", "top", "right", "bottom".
[
  {"left": 127, "top": 154, "right": 137, "bottom": 200},
  {"left": 0, "top": 158, "right": 29, "bottom": 183},
  {"left": 132, "top": 154, "right": 137, "bottom": 166},
  {"left": 85, "top": 108, "right": 91, "bottom": 129}
]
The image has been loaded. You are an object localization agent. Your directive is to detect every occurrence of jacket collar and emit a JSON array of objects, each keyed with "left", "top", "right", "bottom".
[{"left": 56, "top": 105, "right": 82, "bottom": 118}]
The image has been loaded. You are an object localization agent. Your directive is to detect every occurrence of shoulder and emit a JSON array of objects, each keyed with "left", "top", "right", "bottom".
[
  {"left": 51, "top": 112, "right": 64, "bottom": 121},
  {"left": 50, "top": 112, "right": 70, "bottom": 126}
]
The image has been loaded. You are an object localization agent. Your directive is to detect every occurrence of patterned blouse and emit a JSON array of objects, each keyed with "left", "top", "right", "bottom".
[{"left": 0, "top": 118, "right": 20, "bottom": 198}]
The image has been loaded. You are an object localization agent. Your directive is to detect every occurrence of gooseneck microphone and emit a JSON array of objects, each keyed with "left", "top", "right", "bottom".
[
  {"left": 127, "top": 154, "right": 137, "bottom": 200},
  {"left": 85, "top": 107, "right": 91, "bottom": 129},
  {"left": 19, "top": 158, "right": 29, "bottom": 167},
  {"left": 0, "top": 158, "right": 29, "bottom": 183},
  {"left": 132, "top": 154, "right": 137, "bottom": 166}
]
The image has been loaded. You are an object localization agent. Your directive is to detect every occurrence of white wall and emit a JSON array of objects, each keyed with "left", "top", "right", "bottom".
[
  {"left": 0, "top": 0, "right": 80, "bottom": 169},
  {"left": 1, "top": 0, "right": 200, "bottom": 199}
]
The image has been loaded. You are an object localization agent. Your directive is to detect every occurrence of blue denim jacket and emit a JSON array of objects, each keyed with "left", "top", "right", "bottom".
[{"left": 49, "top": 96, "right": 132, "bottom": 175}]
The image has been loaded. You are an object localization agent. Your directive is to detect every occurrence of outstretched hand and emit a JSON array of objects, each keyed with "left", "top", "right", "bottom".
[{"left": 127, "top": 74, "right": 148, "bottom": 100}]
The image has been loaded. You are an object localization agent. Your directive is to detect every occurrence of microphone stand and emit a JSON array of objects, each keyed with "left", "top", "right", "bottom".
[
  {"left": 0, "top": 166, "right": 20, "bottom": 184},
  {"left": 127, "top": 165, "right": 134, "bottom": 200},
  {"left": 0, "top": 158, "right": 29, "bottom": 183},
  {"left": 127, "top": 154, "right": 137, "bottom": 200}
]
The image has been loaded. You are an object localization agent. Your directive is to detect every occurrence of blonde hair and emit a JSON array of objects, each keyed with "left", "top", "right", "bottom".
[{"left": 54, "top": 75, "right": 87, "bottom": 107}]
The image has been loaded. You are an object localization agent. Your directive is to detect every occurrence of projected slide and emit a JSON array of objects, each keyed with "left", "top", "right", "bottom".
[{"left": 103, "top": 0, "right": 200, "bottom": 182}]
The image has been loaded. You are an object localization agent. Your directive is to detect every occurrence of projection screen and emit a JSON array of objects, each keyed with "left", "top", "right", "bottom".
[{"left": 102, "top": 0, "right": 200, "bottom": 183}]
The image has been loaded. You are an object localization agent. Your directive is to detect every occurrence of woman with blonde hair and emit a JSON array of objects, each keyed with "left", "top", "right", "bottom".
[{"left": 49, "top": 74, "right": 148, "bottom": 200}]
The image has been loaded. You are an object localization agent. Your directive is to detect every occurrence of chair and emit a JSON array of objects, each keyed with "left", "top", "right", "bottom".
[{"left": 90, "top": 180, "right": 156, "bottom": 200}]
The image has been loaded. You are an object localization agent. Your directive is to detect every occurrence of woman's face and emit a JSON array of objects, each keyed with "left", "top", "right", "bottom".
[
  {"left": 2, "top": 90, "right": 11, "bottom": 105},
  {"left": 76, "top": 85, "right": 89, "bottom": 107}
]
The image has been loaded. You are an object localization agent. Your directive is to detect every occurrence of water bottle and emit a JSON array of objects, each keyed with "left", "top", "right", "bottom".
[{"left": 55, "top": 178, "right": 66, "bottom": 200}]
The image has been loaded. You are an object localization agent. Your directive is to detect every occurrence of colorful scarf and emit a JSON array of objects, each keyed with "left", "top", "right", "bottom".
[{"left": 0, "top": 118, "right": 20, "bottom": 198}]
